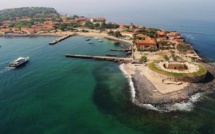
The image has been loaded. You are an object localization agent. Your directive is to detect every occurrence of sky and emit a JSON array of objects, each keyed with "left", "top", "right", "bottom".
[
  {"left": 0, "top": 0, "right": 215, "bottom": 26},
  {"left": 1, "top": 0, "right": 214, "bottom": 15}
]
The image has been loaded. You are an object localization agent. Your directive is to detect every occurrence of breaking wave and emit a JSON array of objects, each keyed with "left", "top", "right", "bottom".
[
  {"left": 138, "top": 93, "right": 202, "bottom": 112},
  {"left": 119, "top": 64, "right": 135, "bottom": 102},
  {"left": 119, "top": 64, "right": 202, "bottom": 112},
  {"left": 164, "top": 93, "right": 202, "bottom": 112}
]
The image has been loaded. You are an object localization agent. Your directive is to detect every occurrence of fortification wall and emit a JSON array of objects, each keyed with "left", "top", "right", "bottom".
[{"left": 148, "top": 68, "right": 206, "bottom": 83}]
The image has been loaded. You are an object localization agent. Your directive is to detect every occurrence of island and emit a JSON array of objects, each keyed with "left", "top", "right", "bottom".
[{"left": 1, "top": 7, "right": 215, "bottom": 106}]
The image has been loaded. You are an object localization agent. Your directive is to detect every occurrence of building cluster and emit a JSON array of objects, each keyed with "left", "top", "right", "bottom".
[
  {"left": 0, "top": 15, "right": 106, "bottom": 34},
  {"left": 116, "top": 23, "right": 191, "bottom": 52},
  {"left": 0, "top": 14, "right": 193, "bottom": 55},
  {"left": 0, "top": 17, "right": 57, "bottom": 34}
]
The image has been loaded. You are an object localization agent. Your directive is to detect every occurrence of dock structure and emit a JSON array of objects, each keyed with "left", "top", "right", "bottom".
[
  {"left": 49, "top": 34, "right": 75, "bottom": 45},
  {"left": 110, "top": 49, "right": 131, "bottom": 52},
  {"left": 65, "top": 54, "right": 132, "bottom": 63}
]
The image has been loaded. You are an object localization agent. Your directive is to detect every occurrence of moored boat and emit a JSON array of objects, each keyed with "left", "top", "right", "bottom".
[
  {"left": 85, "top": 38, "right": 91, "bottom": 41},
  {"left": 9, "top": 57, "right": 29, "bottom": 67}
]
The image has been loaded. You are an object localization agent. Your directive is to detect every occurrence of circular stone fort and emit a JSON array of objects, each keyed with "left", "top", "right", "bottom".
[{"left": 148, "top": 61, "right": 207, "bottom": 83}]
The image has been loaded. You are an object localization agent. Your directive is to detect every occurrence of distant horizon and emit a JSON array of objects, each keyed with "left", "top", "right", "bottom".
[
  {"left": 1, "top": 0, "right": 214, "bottom": 19},
  {"left": 1, "top": 0, "right": 215, "bottom": 29}
]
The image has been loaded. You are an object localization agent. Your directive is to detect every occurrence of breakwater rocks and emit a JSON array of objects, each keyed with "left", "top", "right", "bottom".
[
  {"left": 132, "top": 62, "right": 215, "bottom": 105},
  {"left": 49, "top": 34, "right": 74, "bottom": 45},
  {"left": 65, "top": 54, "right": 132, "bottom": 63}
]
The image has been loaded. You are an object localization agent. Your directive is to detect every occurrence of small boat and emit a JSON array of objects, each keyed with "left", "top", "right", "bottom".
[
  {"left": 94, "top": 37, "right": 98, "bottom": 40},
  {"left": 9, "top": 57, "right": 29, "bottom": 67},
  {"left": 89, "top": 42, "right": 94, "bottom": 44},
  {"left": 85, "top": 38, "right": 91, "bottom": 41},
  {"left": 99, "top": 40, "right": 103, "bottom": 42}
]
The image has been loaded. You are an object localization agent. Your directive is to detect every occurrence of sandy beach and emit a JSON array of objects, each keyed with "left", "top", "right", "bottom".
[{"left": 121, "top": 62, "right": 215, "bottom": 105}]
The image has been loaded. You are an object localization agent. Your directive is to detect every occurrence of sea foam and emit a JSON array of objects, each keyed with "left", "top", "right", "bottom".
[
  {"left": 164, "top": 93, "right": 202, "bottom": 112},
  {"left": 119, "top": 64, "right": 135, "bottom": 102},
  {"left": 119, "top": 64, "right": 202, "bottom": 112},
  {"left": 0, "top": 67, "right": 15, "bottom": 74}
]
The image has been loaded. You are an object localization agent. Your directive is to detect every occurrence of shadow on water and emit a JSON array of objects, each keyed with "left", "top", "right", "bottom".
[
  {"left": 114, "top": 42, "right": 120, "bottom": 46},
  {"left": 203, "top": 71, "right": 214, "bottom": 83},
  {"left": 92, "top": 62, "right": 215, "bottom": 134}
]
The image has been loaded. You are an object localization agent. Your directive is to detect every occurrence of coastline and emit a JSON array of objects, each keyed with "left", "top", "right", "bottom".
[
  {"left": 0, "top": 31, "right": 133, "bottom": 45},
  {"left": 1, "top": 31, "right": 215, "bottom": 111},
  {"left": 120, "top": 62, "right": 215, "bottom": 111}
]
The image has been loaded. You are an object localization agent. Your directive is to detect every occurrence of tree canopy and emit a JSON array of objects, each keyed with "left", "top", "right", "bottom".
[{"left": 0, "top": 7, "right": 60, "bottom": 21}]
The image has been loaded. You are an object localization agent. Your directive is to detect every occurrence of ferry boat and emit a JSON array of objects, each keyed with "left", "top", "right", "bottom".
[{"left": 9, "top": 57, "right": 29, "bottom": 67}]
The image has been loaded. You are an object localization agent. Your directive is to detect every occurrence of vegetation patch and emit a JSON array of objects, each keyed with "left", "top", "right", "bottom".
[
  {"left": 148, "top": 61, "right": 207, "bottom": 78},
  {"left": 0, "top": 7, "right": 60, "bottom": 21}
]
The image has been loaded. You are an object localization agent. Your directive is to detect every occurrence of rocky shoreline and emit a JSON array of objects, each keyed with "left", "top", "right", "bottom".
[{"left": 131, "top": 62, "right": 215, "bottom": 105}]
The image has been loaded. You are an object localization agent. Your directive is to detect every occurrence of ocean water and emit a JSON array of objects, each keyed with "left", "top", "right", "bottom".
[
  {"left": 1, "top": 2, "right": 215, "bottom": 132},
  {"left": 0, "top": 34, "right": 215, "bottom": 134}
]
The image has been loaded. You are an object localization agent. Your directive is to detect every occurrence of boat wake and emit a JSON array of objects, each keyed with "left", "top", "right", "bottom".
[
  {"left": 119, "top": 64, "right": 202, "bottom": 112},
  {"left": 0, "top": 67, "right": 15, "bottom": 74}
]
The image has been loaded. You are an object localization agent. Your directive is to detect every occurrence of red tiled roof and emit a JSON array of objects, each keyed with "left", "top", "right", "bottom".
[
  {"left": 156, "top": 31, "right": 166, "bottom": 36},
  {"left": 136, "top": 34, "right": 157, "bottom": 46},
  {"left": 168, "top": 32, "right": 181, "bottom": 37},
  {"left": 77, "top": 18, "right": 88, "bottom": 21}
]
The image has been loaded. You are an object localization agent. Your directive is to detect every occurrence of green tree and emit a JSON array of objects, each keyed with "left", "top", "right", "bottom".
[
  {"left": 177, "top": 44, "right": 192, "bottom": 54},
  {"left": 0, "top": 7, "right": 60, "bottom": 20},
  {"left": 141, "top": 56, "right": 147, "bottom": 62},
  {"left": 58, "top": 24, "right": 67, "bottom": 31},
  {"left": 72, "top": 15, "right": 79, "bottom": 19},
  {"left": 114, "top": 31, "right": 122, "bottom": 38},
  {"left": 132, "top": 34, "right": 137, "bottom": 43},
  {"left": 85, "top": 21, "right": 94, "bottom": 29},
  {"left": 107, "top": 30, "right": 114, "bottom": 36},
  {"left": 164, "top": 55, "right": 169, "bottom": 61}
]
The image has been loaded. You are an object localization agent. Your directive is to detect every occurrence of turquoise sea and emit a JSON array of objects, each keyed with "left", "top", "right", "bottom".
[
  {"left": 1, "top": 3, "right": 215, "bottom": 133},
  {"left": 0, "top": 34, "right": 215, "bottom": 134}
]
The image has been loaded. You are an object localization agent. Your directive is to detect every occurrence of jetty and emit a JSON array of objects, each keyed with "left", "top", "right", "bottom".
[
  {"left": 49, "top": 34, "right": 75, "bottom": 45},
  {"left": 106, "top": 54, "right": 117, "bottom": 57},
  {"left": 110, "top": 49, "right": 131, "bottom": 52},
  {"left": 65, "top": 54, "right": 132, "bottom": 63}
]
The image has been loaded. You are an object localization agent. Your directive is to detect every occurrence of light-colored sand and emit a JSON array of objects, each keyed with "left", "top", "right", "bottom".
[
  {"left": 53, "top": 31, "right": 133, "bottom": 45},
  {"left": 123, "top": 63, "right": 189, "bottom": 94}
]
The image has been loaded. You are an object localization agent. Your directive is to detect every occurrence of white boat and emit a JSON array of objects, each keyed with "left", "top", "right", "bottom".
[
  {"left": 99, "top": 40, "right": 103, "bottom": 42},
  {"left": 9, "top": 57, "right": 29, "bottom": 67}
]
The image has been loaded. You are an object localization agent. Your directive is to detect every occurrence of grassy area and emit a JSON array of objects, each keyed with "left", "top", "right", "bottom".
[{"left": 148, "top": 61, "right": 207, "bottom": 78}]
